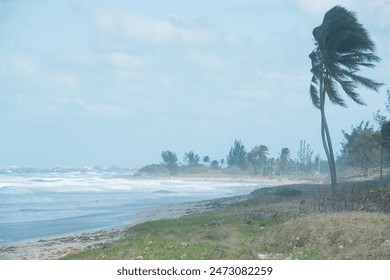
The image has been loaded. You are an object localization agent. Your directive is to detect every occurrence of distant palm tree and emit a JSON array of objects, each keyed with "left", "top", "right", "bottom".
[
  {"left": 248, "top": 145, "right": 269, "bottom": 175},
  {"left": 309, "top": 6, "right": 383, "bottom": 191},
  {"left": 279, "top": 148, "right": 290, "bottom": 172}
]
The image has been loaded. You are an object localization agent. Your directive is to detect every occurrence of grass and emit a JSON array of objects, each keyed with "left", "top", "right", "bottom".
[{"left": 62, "top": 182, "right": 390, "bottom": 260}]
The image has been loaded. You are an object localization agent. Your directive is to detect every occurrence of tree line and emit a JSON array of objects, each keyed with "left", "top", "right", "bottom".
[
  {"left": 142, "top": 106, "right": 390, "bottom": 177},
  {"left": 150, "top": 139, "right": 323, "bottom": 176},
  {"left": 337, "top": 88, "right": 390, "bottom": 177}
]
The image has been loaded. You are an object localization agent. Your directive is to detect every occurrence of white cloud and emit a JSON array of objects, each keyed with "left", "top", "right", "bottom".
[
  {"left": 295, "top": 0, "right": 354, "bottom": 20},
  {"left": 11, "top": 54, "right": 40, "bottom": 77},
  {"left": 60, "top": 49, "right": 95, "bottom": 67},
  {"left": 362, "top": 0, "right": 390, "bottom": 28},
  {"left": 55, "top": 73, "right": 80, "bottom": 90},
  {"left": 257, "top": 71, "right": 307, "bottom": 82},
  {"left": 296, "top": 0, "right": 390, "bottom": 28},
  {"left": 91, "top": 9, "right": 217, "bottom": 46},
  {"left": 224, "top": 35, "right": 244, "bottom": 47},
  {"left": 108, "top": 52, "right": 149, "bottom": 69},
  {"left": 2, "top": 53, "right": 81, "bottom": 91},
  {"left": 45, "top": 96, "right": 132, "bottom": 119},
  {"left": 85, "top": 103, "right": 128, "bottom": 118},
  {"left": 116, "top": 70, "right": 139, "bottom": 81},
  {"left": 67, "top": 0, "right": 85, "bottom": 13},
  {"left": 185, "top": 50, "right": 225, "bottom": 69}
]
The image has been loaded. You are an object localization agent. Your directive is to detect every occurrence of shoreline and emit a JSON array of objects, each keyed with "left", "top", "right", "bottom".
[
  {"left": 135, "top": 174, "right": 324, "bottom": 184},
  {"left": 0, "top": 176, "right": 319, "bottom": 260},
  {"left": 0, "top": 200, "right": 218, "bottom": 260}
]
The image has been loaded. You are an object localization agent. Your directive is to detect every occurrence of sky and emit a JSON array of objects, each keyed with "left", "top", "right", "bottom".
[{"left": 0, "top": 0, "right": 389, "bottom": 168}]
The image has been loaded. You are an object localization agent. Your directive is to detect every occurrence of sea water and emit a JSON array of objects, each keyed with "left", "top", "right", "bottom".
[{"left": 0, "top": 172, "right": 265, "bottom": 244}]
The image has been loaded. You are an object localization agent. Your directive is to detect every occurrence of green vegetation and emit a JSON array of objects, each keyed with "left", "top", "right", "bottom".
[
  {"left": 297, "top": 140, "right": 314, "bottom": 173},
  {"left": 161, "top": 150, "right": 178, "bottom": 175},
  {"left": 309, "top": 6, "right": 383, "bottom": 190},
  {"left": 374, "top": 88, "right": 390, "bottom": 126},
  {"left": 183, "top": 151, "right": 201, "bottom": 167},
  {"left": 139, "top": 129, "right": 390, "bottom": 180},
  {"left": 340, "top": 121, "right": 381, "bottom": 176},
  {"left": 247, "top": 145, "right": 268, "bottom": 176},
  {"left": 227, "top": 139, "right": 248, "bottom": 170},
  {"left": 137, "top": 138, "right": 326, "bottom": 178},
  {"left": 62, "top": 182, "right": 390, "bottom": 260},
  {"left": 278, "top": 148, "right": 291, "bottom": 173}
]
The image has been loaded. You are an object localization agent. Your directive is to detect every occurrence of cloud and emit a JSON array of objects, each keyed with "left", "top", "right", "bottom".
[
  {"left": 107, "top": 52, "right": 149, "bottom": 69},
  {"left": 43, "top": 96, "right": 133, "bottom": 119},
  {"left": 184, "top": 50, "right": 225, "bottom": 69},
  {"left": 295, "top": 0, "right": 353, "bottom": 20},
  {"left": 11, "top": 54, "right": 40, "bottom": 77},
  {"left": 84, "top": 103, "right": 129, "bottom": 118},
  {"left": 2, "top": 53, "right": 81, "bottom": 91},
  {"left": 295, "top": 0, "right": 390, "bottom": 28},
  {"left": 60, "top": 49, "right": 95, "bottom": 67},
  {"left": 55, "top": 72, "right": 80, "bottom": 90},
  {"left": 362, "top": 0, "right": 390, "bottom": 28},
  {"left": 91, "top": 9, "right": 217, "bottom": 46},
  {"left": 257, "top": 71, "right": 307, "bottom": 83},
  {"left": 67, "top": 0, "right": 85, "bottom": 13}
]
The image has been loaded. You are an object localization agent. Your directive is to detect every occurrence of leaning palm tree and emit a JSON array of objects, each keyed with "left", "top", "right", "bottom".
[{"left": 309, "top": 5, "right": 383, "bottom": 192}]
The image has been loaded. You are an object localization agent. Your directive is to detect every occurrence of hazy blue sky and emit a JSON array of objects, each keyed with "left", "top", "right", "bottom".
[{"left": 0, "top": 0, "right": 389, "bottom": 167}]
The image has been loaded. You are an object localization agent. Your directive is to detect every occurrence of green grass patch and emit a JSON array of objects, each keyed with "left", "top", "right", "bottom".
[
  {"left": 62, "top": 183, "right": 390, "bottom": 260},
  {"left": 62, "top": 205, "right": 287, "bottom": 260}
]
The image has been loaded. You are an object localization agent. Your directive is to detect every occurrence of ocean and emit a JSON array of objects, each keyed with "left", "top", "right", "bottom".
[{"left": 0, "top": 171, "right": 265, "bottom": 245}]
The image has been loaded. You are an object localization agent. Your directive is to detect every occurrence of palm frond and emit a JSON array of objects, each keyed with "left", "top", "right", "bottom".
[
  {"left": 336, "top": 52, "right": 381, "bottom": 70},
  {"left": 309, "top": 50, "right": 322, "bottom": 72},
  {"left": 310, "top": 5, "right": 382, "bottom": 111},
  {"left": 320, "top": 6, "right": 376, "bottom": 53},
  {"left": 333, "top": 77, "right": 366, "bottom": 106},
  {"left": 314, "top": 5, "right": 376, "bottom": 57},
  {"left": 310, "top": 75, "right": 320, "bottom": 109},
  {"left": 339, "top": 70, "right": 384, "bottom": 92},
  {"left": 324, "top": 75, "right": 347, "bottom": 107}
]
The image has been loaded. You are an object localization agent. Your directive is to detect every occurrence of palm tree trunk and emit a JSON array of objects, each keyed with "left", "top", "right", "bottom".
[
  {"left": 319, "top": 74, "right": 337, "bottom": 192},
  {"left": 322, "top": 109, "right": 337, "bottom": 189}
]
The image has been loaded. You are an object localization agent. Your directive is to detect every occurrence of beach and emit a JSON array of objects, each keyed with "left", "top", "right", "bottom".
[
  {"left": 0, "top": 200, "right": 218, "bottom": 260},
  {"left": 0, "top": 175, "right": 316, "bottom": 260}
]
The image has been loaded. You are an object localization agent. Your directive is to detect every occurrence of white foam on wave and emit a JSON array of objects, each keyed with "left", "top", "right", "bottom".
[
  {"left": 0, "top": 173, "right": 260, "bottom": 195},
  {"left": 0, "top": 173, "right": 265, "bottom": 226},
  {"left": 0, "top": 173, "right": 133, "bottom": 193}
]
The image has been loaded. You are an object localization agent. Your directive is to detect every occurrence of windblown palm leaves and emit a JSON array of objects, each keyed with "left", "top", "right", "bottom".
[
  {"left": 309, "top": 6, "right": 382, "bottom": 189},
  {"left": 310, "top": 5, "right": 382, "bottom": 109}
]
